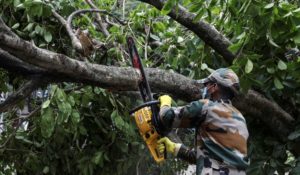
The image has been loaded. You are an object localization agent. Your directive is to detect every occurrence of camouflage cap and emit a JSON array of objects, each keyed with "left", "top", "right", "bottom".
[{"left": 198, "top": 68, "right": 240, "bottom": 94}]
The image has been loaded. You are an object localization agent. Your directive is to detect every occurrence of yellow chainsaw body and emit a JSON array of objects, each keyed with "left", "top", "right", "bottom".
[{"left": 133, "top": 106, "right": 165, "bottom": 163}]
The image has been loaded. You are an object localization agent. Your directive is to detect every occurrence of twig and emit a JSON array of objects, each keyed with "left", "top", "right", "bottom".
[
  {"left": 84, "top": 0, "right": 110, "bottom": 37},
  {"left": 127, "top": 23, "right": 143, "bottom": 46},
  {"left": 122, "top": 0, "right": 126, "bottom": 20},
  {"left": 144, "top": 20, "right": 152, "bottom": 60},
  {"left": 0, "top": 105, "right": 41, "bottom": 149},
  {"left": 0, "top": 78, "right": 47, "bottom": 113}
]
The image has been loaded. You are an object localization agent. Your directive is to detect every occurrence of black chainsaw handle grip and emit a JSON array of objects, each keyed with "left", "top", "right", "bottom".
[{"left": 129, "top": 100, "right": 159, "bottom": 115}]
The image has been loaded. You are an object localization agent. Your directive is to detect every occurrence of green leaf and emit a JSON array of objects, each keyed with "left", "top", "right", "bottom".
[
  {"left": 161, "top": 0, "right": 176, "bottom": 15},
  {"left": 71, "top": 110, "right": 80, "bottom": 124},
  {"left": 41, "top": 108, "right": 55, "bottom": 138},
  {"left": 35, "top": 25, "right": 43, "bottom": 35},
  {"left": 277, "top": 60, "right": 287, "bottom": 70},
  {"left": 288, "top": 130, "right": 300, "bottom": 140},
  {"left": 267, "top": 67, "right": 275, "bottom": 74},
  {"left": 111, "top": 110, "right": 124, "bottom": 130},
  {"left": 293, "top": 8, "right": 300, "bottom": 13},
  {"left": 201, "top": 63, "right": 208, "bottom": 70},
  {"left": 14, "top": 0, "right": 21, "bottom": 7},
  {"left": 42, "top": 99, "right": 50, "bottom": 109},
  {"left": 16, "top": 3, "right": 24, "bottom": 9},
  {"left": 150, "top": 34, "right": 160, "bottom": 41},
  {"left": 68, "top": 96, "right": 75, "bottom": 106},
  {"left": 186, "top": 40, "right": 196, "bottom": 54},
  {"left": 274, "top": 78, "right": 284, "bottom": 89},
  {"left": 193, "top": 9, "right": 205, "bottom": 22},
  {"left": 236, "top": 32, "right": 246, "bottom": 40},
  {"left": 23, "top": 23, "right": 34, "bottom": 31},
  {"left": 44, "top": 31, "right": 52, "bottom": 43},
  {"left": 293, "top": 32, "right": 300, "bottom": 44},
  {"left": 55, "top": 88, "right": 66, "bottom": 102},
  {"left": 93, "top": 151, "right": 103, "bottom": 165},
  {"left": 42, "top": 166, "right": 49, "bottom": 174},
  {"left": 269, "top": 39, "right": 280, "bottom": 48},
  {"left": 153, "top": 22, "right": 166, "bottom": 32},
  {"left": 264, "top": 3, "right": 274, "bottom": 9},
  {"left": 228, "top": 41, "right": 242, "bottom": 53},
  {"left": 58, "top": 102, "right": 72, "bottom": 124},
  {"left": 11, "top": 23, "right": 20, "bottom": 29},
  {"left": 245, "top": 59, "right": 253, "bottom": 73}
]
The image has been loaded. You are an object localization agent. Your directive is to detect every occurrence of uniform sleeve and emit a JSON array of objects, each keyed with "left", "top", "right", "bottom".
[
  {"left": 174, "top": 144, "right": 196, "bottom": 164},
  {"left": 159, "top": 100, "right": 208, "bottom": 130}
]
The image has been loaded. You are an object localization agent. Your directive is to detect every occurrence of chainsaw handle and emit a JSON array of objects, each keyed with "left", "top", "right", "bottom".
[{"left": 129, "top": 100, "right": 159, "bottom": 115}]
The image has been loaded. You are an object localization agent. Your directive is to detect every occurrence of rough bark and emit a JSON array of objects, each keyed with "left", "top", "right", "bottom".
[
  {"left": 233, "top": 91, "right": 294, "bottom": 141},
  {"left": 0, "top": 32, "right": 140, "bottom": 90},
  {"left": 139, "top": 0, "right": 235, "bottom": 64}
]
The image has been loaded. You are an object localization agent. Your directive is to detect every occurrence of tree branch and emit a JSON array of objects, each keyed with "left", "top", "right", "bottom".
[
  {"left": 66, "top": 9, "right": 125, "bottom": 53},
  {"left": 233, "top": 90, "right": 294, "bottom": 141},
  {"left": 139, "top": 0, "right": 235, "bottom": 64},
  {"left": 0, "top": 78, "right": 46, "bottom": 113},
  {"left": 85, "top": 0, "right": 110, "bottom": 37},
  {"left": 0, "top": 48, "right": 47, "bottom": 75}
]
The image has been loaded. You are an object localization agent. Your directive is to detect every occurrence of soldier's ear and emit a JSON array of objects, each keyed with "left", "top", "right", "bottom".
[{"left": 212, "top": 83, "right": 219, "bottom": 92}]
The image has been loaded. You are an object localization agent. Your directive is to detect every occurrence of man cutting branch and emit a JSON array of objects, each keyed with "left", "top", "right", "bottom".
[{"left": 157, "top": 68, "right": 249, "bottom": 175}]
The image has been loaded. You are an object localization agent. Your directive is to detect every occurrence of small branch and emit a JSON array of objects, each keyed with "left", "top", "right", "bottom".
[
  {"left": 122, "top": 0, "right": 126, "bottom": 20},
  {"left": 66, "top": 9, "right": 125, "bottom": 53},
  {"left": 0, "top": 125, "right": 19, "bottom": 148},
  {"left": 85, "top": 0, "right": 110, "bottom": 37},
  {"left": 0, "top": 78, "right": 47, "bottom": 113},
  {"left": 0, "top": 18, "right": 18, "bottom": 38},
  {"left": 139, "top": 0, "right": 235, "bottom": 64},
  {"left": 52, "top": 10, "right": 67, "bottom": 26},
  {"left": 0, "top": 106, "right": 40, "bottom": 149},
  {"left": 144, "top": 20, "right": 152, "bottom": 60},
  {"left": 52, "top": 10, "right": 84, "bottom": 53}
]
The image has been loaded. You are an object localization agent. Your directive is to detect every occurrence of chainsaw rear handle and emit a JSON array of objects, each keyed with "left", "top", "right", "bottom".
[{"left": 130, "top": 101, "right": 169, "bottom": 163}]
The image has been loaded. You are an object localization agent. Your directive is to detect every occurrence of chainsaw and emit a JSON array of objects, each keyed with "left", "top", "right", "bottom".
[{"left": 127, "top": 37, "right": 166, "bottom": 163}]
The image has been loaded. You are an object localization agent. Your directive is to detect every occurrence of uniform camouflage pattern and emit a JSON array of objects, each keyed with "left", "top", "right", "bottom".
[{"left": 160, "top": 99, "right": 249, "bottom": 175}]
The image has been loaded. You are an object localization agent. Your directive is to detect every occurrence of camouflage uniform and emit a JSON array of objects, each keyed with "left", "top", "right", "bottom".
[{"left": 159, "top": 68, "right": 249, "bottom": 175}]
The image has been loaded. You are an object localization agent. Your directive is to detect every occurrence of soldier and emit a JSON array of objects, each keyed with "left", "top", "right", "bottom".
[{"left": 157, "top": 68, "right": 249, "bottom": 175}]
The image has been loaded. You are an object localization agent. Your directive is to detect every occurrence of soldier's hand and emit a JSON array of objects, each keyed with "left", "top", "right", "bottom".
[
  {"left": 158, "top": 95, "right": 172, "bottom": 107},
  {"left": 157, "top": 137, "right": 176, "bottom": 155}
]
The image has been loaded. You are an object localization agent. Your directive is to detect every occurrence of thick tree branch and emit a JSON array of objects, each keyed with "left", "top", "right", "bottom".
[
  {"left": 233, "top": 90, "right": 294, "bottom": 140},
  {"left": 0, "top": 32, "right": 140, "bottom": 90},
  {"left": 139, "top": 0, "right": 235, "bottom": 64},
  {"left": 0, "top": 48, "right": 47, "bottom": 75}
]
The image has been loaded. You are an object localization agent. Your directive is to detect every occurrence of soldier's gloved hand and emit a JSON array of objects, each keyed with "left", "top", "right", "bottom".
[
  {"left": 158, "top": 95, "right": 172, "bottom": 107},
  {"left": 157, "top": 137, "right": 177, "bottom": 155}
]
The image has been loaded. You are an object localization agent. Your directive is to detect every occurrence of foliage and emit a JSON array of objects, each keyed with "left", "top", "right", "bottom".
[{"left": 0, "top": 0, "right": 300, "bottom": 174}]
